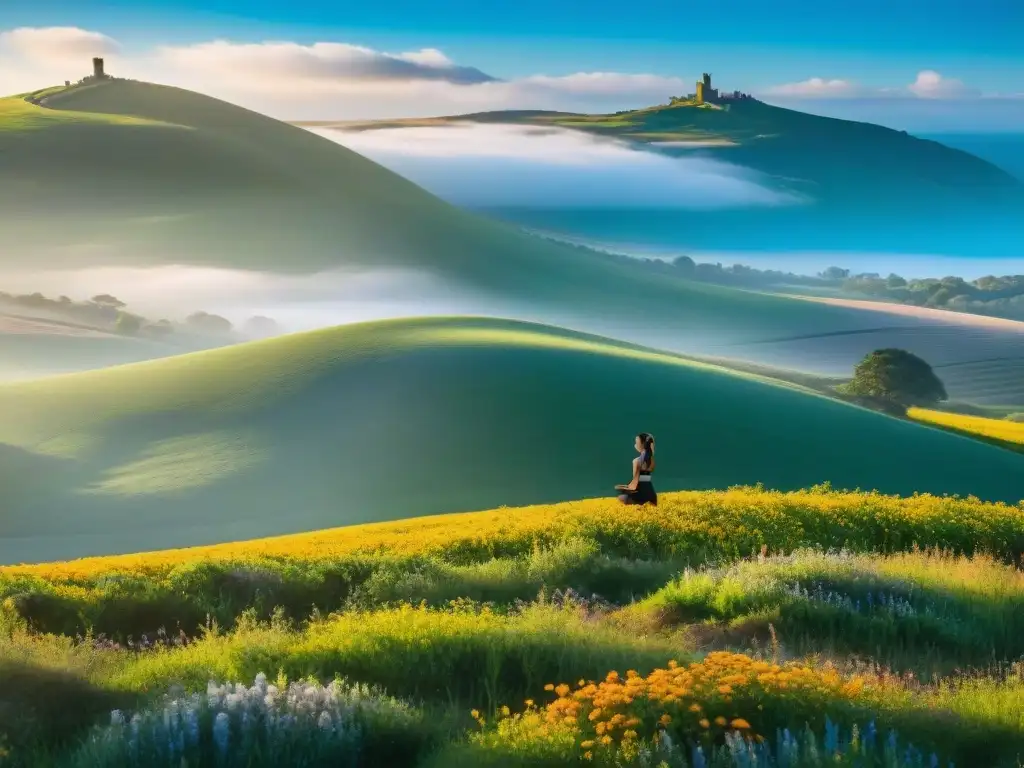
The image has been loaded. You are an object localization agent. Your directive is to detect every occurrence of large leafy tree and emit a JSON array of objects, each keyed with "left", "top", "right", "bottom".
[{"left": 844, "top": 348, "right": 947, "bottom": 412}]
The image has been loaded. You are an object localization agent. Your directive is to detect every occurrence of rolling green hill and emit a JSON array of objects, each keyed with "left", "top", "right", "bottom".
[
  {"left": 330, "top": 99, "right": 1022, "bottom": 204},
  {"left": 0, "top": 80, "right": 929, "bottom": 341},
  {"left": 5, "top": 80, "right": 1024, "bottom": 403},
  {"left": 1, "top": 315, "right": 1021, "bottom": 565}
]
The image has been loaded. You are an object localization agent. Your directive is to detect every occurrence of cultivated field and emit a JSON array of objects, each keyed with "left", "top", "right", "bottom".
[
  {"left": 909, "top": 407, "right": 1024, "bottom": 451},
  {"left": 2, "top": 316, "right": 1023, "bottom": 565},
  {"left": 725, "top": 319, "right": 1024, "bottom": 406},
  {"left": 3, "top": 487, "right": 1024, "bottom": 766}
]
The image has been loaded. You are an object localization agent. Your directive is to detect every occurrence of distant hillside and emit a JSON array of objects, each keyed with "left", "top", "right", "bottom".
[
  {"left": 327, "top": 99, "right": 1022, "bottom": 205},
  {"left": 1, "top": 316, "right": 1021, "bottom": 564}
]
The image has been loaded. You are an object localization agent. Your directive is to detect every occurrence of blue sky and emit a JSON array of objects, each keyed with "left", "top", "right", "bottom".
[{"left": 4, "top": 0, "right": 1023, "bottom": 129}]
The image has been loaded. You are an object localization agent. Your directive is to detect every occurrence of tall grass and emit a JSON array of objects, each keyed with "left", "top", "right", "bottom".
[
  {"left": 4, "top": 490, "right": 1024, "bottom": 766},
  {"left": 626, "top": 549, "right": 1024, "bottom": 674}
]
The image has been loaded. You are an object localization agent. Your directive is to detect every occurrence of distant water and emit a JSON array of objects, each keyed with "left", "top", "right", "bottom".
[
  {"left": 321, "top": 125, "right": 1024, "bottom": 278},
  {"left": 921, "top": 133, "right": 1024, "bottom": 182}
]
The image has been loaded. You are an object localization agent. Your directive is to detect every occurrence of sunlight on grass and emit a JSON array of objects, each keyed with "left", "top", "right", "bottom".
[
  {"left": 0, "top": 95, "right": 173, "bottom": 132},
  {"left": 80, "top": 431, "right": 267, "bottom": 496}
]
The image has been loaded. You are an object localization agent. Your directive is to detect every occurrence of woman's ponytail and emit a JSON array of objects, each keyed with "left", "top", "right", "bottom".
[{"left": 638, "top": 432, "right": 655, "bottom": 470}]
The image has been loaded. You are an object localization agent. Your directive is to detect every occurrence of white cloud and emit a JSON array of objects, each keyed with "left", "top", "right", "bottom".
[
  {"left": 0, "top": 27, "right": 690, "bottom": 118},
  {"left": 763, "top": 78, "right": 864, "bottom": 98},
  {"left": 0, "top": 27, "right": 1017, "bottom": 126},
  {"left": 0, "top": 26, "right": 118, "bottom": 62},
  {"left": 153, "top": 39, "right": 496, "bottom": 87},
  {"left": 764, "top": 70, "right": 986, "bottom": 102},
  {"left": 907, "top": 70, "right": 976, "bottom": 99}
]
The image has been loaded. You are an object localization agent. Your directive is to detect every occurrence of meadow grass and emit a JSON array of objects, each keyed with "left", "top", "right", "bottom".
[
  {"left": 5, "top": 490, "right": 1024, "bottom": 766},
  {"left": 0, "top": 601, "right": 681, "bottom": 764},
  {"left": 6, "top": 597, "right": 1024, "bottom": 767},
  {"left": 622, "top": 549, "right": 1024, "bottom": 675},
  {"left": 0, "top": 95, "right": 167, "bottom": 132},
  {"left": 432, "top": 657, "right": 1024, "bottom": 767}
]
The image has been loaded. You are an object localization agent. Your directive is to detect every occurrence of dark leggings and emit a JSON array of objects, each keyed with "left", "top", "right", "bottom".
[{"left": 617, "top": 491, "right": 658, "bottom": 506}]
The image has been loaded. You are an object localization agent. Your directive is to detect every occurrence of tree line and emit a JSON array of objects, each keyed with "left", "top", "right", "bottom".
[
  {"left": 555, "top": 237, "right": 1024, "bottom": 323},
  {"left": 0, "top": 291, "right": 279, "bottom": 340}
]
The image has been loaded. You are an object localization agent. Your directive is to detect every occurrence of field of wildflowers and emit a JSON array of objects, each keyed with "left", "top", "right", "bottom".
[{"left": 2, "top": 486, "right": 1024, "bottom": 766}]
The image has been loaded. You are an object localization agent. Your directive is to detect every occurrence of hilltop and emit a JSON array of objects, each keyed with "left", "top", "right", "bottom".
[
  {"left": 326, "top": 97, "right": 1022, "bottom": 206},
  {"left": 1, "top": 315, "right": 1021, "bottom": 564}
]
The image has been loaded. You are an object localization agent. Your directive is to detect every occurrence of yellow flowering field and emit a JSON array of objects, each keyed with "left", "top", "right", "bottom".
[
  {"left": 909, "top": 407, "right": 1024, "bottom": 449},
  {"left": 6, "top": 486, "right": 1023, "bottom": 582}
]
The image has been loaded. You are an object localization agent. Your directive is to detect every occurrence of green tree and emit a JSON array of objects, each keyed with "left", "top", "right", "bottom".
[{"left": 842, "top": 348, "right": 947, "bottom": 413}]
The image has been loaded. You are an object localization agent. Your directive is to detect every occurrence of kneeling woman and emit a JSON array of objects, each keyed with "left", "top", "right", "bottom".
[{"left": 616, "top": 432, "right": 657, "bottom": 506}]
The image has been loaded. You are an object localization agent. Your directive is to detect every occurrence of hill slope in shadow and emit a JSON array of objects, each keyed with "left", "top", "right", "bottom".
[{"left": 1, "top": 316, "right": 1021, "bottom": 565}]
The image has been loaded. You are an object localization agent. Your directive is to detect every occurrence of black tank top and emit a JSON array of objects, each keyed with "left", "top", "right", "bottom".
[{"left": 639, "top": 450, "right": 654, "bottom": 479}]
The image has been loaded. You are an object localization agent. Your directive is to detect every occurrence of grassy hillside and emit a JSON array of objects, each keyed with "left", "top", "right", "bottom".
[
  {"left": 0, "top": 316, "right": 1021, "bottom": 565},
  {"left": 333, "top": 99, "right": 1022, "bottom": 205}
]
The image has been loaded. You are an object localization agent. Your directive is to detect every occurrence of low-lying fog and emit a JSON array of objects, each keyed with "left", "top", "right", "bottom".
[
  {"left": 0, "top": 263, "right": 732, "bottom": 362},
  {"left": 0, "top": 266, "right": 510, "bottom": 334},
  {"left": 309, "top": 123, "right": 802, "bottom": 210}
]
